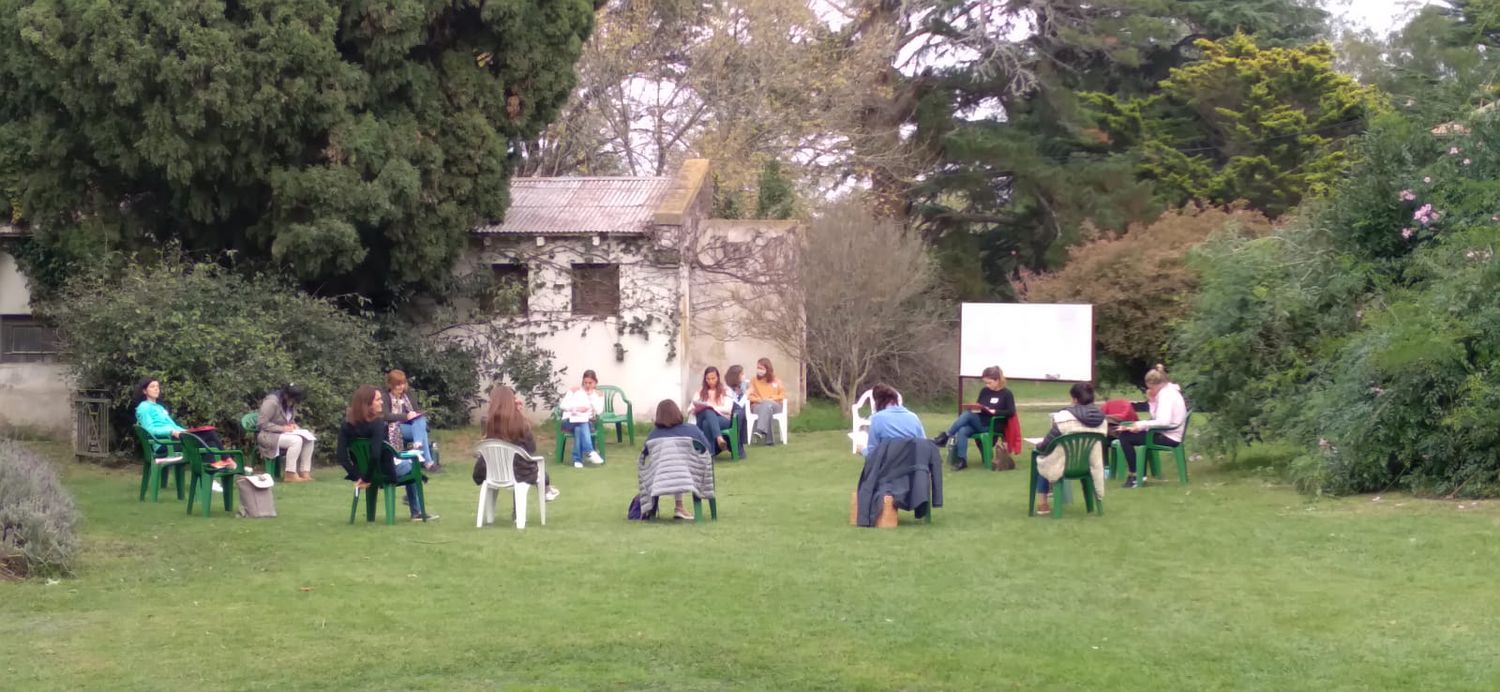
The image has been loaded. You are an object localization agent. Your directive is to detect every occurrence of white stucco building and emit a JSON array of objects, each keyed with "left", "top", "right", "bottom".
[{"left": 0, "top": 160, "right": 803, "bottom": 435}]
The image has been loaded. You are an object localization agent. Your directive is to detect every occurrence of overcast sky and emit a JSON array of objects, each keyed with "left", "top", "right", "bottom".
[{"left": 1327, "top": 0, "right": 1437, "bottom": 36}]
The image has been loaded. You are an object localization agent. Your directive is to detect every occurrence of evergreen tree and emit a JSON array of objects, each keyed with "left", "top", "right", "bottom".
[{"left": 0, "top": 0, "right": 599, "bottom": 303}]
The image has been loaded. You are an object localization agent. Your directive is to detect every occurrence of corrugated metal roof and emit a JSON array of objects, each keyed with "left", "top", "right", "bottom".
[{"left": 474, "top": 176, "right": 676, "bottom": 235}]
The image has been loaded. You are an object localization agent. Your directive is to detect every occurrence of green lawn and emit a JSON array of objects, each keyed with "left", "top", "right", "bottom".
[{"left": 4, "top": 408, "right": 1500, "bottom": 690}]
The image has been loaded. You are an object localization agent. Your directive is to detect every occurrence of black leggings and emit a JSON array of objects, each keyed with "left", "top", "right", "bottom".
[{"left": 1116, "top": 430, "right": 1179, "bottom": 474}]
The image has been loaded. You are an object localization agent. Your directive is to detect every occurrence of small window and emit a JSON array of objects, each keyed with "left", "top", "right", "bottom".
[
  {"left": 571, "top": 264, "right": 620, "bottom": 317},
  {"left": 0, "top": 315, "right": 59, "bottom": 363},
  {"left": 485, "top": 264, "right": 529, "bottom": 316}
]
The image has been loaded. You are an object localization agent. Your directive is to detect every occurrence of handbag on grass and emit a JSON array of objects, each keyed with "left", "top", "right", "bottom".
[{"left": 992, "top": 440, "right": 1016, "bottom": 471}]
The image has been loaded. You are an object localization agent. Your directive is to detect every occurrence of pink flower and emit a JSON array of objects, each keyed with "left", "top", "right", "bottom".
[
  {"left": 1492, "top": 214, "right": 1499, "bottom": 222},
  {"left": 1450, "top": 146, "right": 1462, "bottom": 155},
  {"left": 1463, "top": 158, "right": 1472, "bottom": 166},
  {"left": 1401, "top": 227, "right": 1415, "bottom": 239},
  {"left": 1399, "top": 189, "right": 1416, "bottom": 201}
]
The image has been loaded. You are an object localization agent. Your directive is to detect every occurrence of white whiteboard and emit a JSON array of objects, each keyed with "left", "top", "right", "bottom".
[{"left": 960, "top": 303, "right": 1094, "bottom": 381}]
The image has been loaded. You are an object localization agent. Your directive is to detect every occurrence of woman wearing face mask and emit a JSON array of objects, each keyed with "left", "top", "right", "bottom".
[{"left": 747, "top": 357, "right": 786, "bottom": 445}]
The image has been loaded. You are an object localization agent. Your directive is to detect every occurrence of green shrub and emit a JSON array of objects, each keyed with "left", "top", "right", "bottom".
[
  {"left": 0, "top": 439, "right": 79, "bottom": 578},
  {"left": 1176, "top": 109, "right": 1500, "bottom": 496},
  {"left": 375, "top": 317, "right": 481, "bottom": 429},
  {"left": 46, "top": 259, "right": 382, "bottom": 447}
]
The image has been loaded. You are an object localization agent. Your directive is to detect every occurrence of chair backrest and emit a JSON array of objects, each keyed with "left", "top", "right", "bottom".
[
  {"left": 349, "top": 438, "right": 411, "bottom": 484},
  {"left": 598, "top": 385, "right": 629, "bottom": 415},
  {"left": 179, "top": 432, "right": 213, "bottom": 472},
  {"left": 1054, "top": 432, "right": 1107, "bottom": 478},
  {"left": 133, "top": 424, "right": 166, "bottom": 462},
  {"left": 239, "top": 411, "right": 258, "bottom": 433},
  {"left": 851, "top": 389, "right": 904, "bottom": 426},
  {"left": 475, "top": 439, "right": 523, "bottom": 487}
]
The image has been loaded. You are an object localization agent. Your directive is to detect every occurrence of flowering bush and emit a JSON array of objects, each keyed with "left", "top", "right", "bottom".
[{"left": 1175, "top": 109, "right": 1500, "bottom": 496}]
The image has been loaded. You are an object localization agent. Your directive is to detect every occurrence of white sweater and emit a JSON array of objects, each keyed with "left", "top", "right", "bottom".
[
  {"left": 1138, "top": 383, "right": 1187, "bottom": 442},
  {"left": 560, "top": 388, "right": 604, "bottom": 423}
]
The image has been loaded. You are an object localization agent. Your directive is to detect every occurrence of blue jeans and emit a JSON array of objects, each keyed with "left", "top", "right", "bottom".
[
  {"left": 393, "top": 458, "right": 424, "bottom": 516},
  {"left": 946, "top": 412, "right": 987, "bottom": 463},
  {"left": 1036, "top": 475, "right": 1052, "bottom": 494},
  {"left": 399, "top": 418, "right": 431, "bottom": 466},
  {"left": 562, "top": 421, "right": 594, "bottom": 461},
  {"left": 696, "top": 411, "right": 732, "bottom": 456}
]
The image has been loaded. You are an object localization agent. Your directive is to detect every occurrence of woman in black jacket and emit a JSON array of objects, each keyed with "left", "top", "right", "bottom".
[{"left": 337, "top": 384, "right": 437, "bottom": 521}]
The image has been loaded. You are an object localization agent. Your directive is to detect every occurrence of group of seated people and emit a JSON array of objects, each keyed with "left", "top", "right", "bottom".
[
  {"left": 134, "top": 356, "right": 1186, "bottom": 525},
  {"left": 857, "top": 364, "right": 1189, "bottom": 515}
]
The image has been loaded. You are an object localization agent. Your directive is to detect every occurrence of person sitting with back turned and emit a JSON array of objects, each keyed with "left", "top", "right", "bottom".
[
  {"left": 932, "top": 365, "right": 1016, "bottom": 470},
  {"left": 1115, "top": 364, "right": 1187, "bottom": 488},
  {"left": 472, "top": 384, "right": 559, "bottom": 501},
  {"left": 860, "top": 384, "right": 926, "bottom": 459},
  {"left": 1032, "top": 382, "right": 1108, "bottom": 514},
  {"left": 855, "top": 383, "right": 941, "bottom": 526},
  {"left": 636, "top": 400, "right": 714, "bottom": 521}
]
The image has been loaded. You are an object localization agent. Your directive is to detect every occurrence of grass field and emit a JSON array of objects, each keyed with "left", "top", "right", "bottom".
[{"left": 4, "top": 405, "right": 1500, "bottom": 690}]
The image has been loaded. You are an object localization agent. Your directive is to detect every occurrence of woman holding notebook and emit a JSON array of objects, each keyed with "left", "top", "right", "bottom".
[
  {"left": 931, "top": 365, "right": 1016, "bottom": 470},
  {"left": 382, "top": 369, "right": 435, "bottom": 470},
  {"left": 690, "top": 366, "right": 735, "bottom": 457},
  {"left": 256, "top": 383, "right": 317, "bottom": 482}
]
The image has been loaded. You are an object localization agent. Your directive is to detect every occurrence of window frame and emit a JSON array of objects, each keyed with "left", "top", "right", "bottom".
[{"left": 570, "top": 263, "right": 621, "bottom": 317}]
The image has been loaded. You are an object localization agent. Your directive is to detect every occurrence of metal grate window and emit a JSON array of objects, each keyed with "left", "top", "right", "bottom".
[
  {"left": 0, "top": 315, "right": 58, "bottom": 363},
  {"left": 571, "top": 264, "right": 620, "bottom": 317}
]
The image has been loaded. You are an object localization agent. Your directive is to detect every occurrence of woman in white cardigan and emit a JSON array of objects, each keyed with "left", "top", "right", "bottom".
[{"left": 1116, "top": 365, "right": 1187, "bottom": 488}]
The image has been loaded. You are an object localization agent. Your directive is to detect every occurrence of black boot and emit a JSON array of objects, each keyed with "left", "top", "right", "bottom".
[{"left": 932, "top": 431, "right": 950, "bottom": 447}]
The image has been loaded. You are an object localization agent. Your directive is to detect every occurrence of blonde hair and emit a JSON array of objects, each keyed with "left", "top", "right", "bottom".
[
  {"left": 1144, "top": 364, "right": 1170, "bottom": 387},
  {"left": 981, "top": 365, "right": 1006, "bottom": 389}
]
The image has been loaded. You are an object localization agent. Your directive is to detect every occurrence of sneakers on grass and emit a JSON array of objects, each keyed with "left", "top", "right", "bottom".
[
  {"left": 587, "top": 451, "right": 604, "bottom": 466},
  {"left": 573, "top": 461, "right": 584, "bottom": 469}
]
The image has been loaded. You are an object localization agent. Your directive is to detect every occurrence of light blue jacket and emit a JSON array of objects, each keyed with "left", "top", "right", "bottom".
[
  {"left": 865, "top": 405, "right": 926, "bottom": 459},
  {"left": 136, "top": 400, "right": 185, "bottom": 439}
]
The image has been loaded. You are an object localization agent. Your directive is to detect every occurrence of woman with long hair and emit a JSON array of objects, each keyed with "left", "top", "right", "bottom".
[
  {"left": 256, "top": 383, "right": 316, "bottom": 482},
  {"left": 747, "top": 357, "right": 787, "bottom": 445},
  {"left": 336, "top": 384, "right": 437, "bottom": 521},
  {"left": 133, "top": 377, "right": 235, "bottom": 469},
  {"left": 558, "top": 369, "right": 605, "bottom": 468},
  {"left": 472, "top": 385, "right": 559, "bottom": 501},
  {"left": 690, "top": 366, "right": 734, "bottom": 456}
]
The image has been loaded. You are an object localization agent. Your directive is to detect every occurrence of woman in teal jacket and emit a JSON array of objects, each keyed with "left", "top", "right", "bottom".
[{"left": 133, "top": 377, "right": 236, "bottom": 470}]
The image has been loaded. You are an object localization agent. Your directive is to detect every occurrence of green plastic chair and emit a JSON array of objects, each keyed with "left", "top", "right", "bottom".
[
  {"left": 132, "top": 424, "right": 187, "bottom": 502},
  {"left": 972, "top": 414, "right": 1013, "bottom": 470},
  {"left": 347, "top": 438, "right": 428, "bottom": 525},
  {"left": 238, "top": 411, "right": 285, "bottom": 481},
  {"left": 1109, "top": 412, "right": 1192, "bottom": 485},
  {"left": 180, "top": 432, "right": 249, "bottom": 517},
  {"left": 1028, "top": 432, "right": 1107, "bottom": 518},
  {"left": 597, "top": 385, "right": 635, "bottom": 445},
  {"left": 552, "top": 408, "right": 607, "bottom": 465}
]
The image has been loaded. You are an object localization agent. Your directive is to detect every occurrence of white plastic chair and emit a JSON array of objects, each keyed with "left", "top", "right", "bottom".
[
  {"left": 744, "top": 406, "right": 790, "bottom": 445},
  {"left": 475, "top": 439, "right": 546, "bottom": 529},
  {"left": 849, "top": 388, "right": 902, "bottom": 454}
]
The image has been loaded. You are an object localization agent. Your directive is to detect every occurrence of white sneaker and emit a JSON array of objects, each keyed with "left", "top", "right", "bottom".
[
  {"left": 587, "top": 451, "right": 604, "bottom": 466},
  {"left": 545, "top": 486, "right": 560, "bottom": 502},
  {"left": 573, "top": 461, "right": 584, "bottom": 469},
  {"left": 211, "top": 480, "right": 223, "bottom": 493}
]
